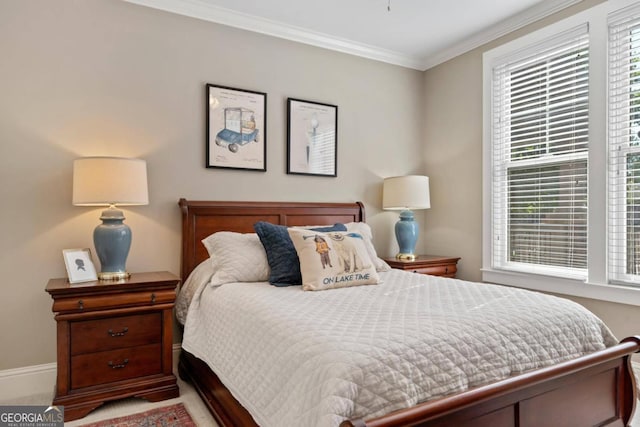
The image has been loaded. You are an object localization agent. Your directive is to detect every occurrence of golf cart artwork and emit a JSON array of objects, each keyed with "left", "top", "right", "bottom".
[
  {"left": 206, "top": 83, "right": 267, "bottom": 171},
  {"left": 215, "top": 107, "right": 259, "bottom": 153}
]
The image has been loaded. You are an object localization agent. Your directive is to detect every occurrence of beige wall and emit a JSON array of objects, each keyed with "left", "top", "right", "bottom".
[
  {"left": 423, "top": 0, "right": 640, "bottom": 342},
  {"left": 0, "top": 0, "right": 424, "bottom": 370},
  {"left": 3, "top": 0, "right": 637, "bottom": 372}
]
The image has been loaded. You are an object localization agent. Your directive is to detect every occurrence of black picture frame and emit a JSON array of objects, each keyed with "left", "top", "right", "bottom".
[
  {"left": 206, "top": 83, "right": 267, "bottom": 171},
  {"left": 287, "top": 98, "right": 338, "bottom": 177}
]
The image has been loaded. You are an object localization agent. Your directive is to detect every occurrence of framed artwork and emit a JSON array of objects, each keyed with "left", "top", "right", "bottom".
[
  {"left": 287, "top": 98, "right": 338, "bottom": 177},
  {"left": 63, "top": 248, "right": 98, "bottom": 284},
  {"left": 206, "top": 83, "right": 267, "bottom": 171}
]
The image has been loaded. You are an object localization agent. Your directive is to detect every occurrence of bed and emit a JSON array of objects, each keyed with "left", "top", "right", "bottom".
[{"left": 177, "top": 199, "right": 640, "bottom": 427}]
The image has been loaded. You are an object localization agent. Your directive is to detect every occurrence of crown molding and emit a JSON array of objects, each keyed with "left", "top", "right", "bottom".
[
  {"left": 123, "top": 0, "right": 424, "bottom": 70},
  {"left": 420, "top": 0, "right": 584, "bottom": 70},
  {"left": 123, "top": 0, "right": 583, "bottom": 71}
]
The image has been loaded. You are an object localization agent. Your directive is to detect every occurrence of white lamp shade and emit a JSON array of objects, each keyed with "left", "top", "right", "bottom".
[
  {"left": 383, "top": 175, "right": 430, "bottom": 210},
  {"left": 73, "top": 157, "right": 149, "bottom": 206}
]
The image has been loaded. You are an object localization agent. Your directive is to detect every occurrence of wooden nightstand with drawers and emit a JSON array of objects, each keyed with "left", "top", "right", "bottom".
[
  {"left": 45, "top": 271, "right": 180, "bottom": 421},
  {"left": 385, "top": 255, "right": 461, "bottom": 278}
]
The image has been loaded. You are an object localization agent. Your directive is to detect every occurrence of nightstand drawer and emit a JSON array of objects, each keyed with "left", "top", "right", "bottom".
[
  {"left": 412, "top": 265, "right": 457, "bottom": 277},
  {"left": 70, "top": 343, "right": 162, "bottom": 389},
  {"left": 385, "top": 255, "right": 460, "bottom": 278},
  {"left": 70, "top": 313, "right": 161, "bottom": 355},
  {"left": 52, "top": 289, "right": 175, "bottom": 313}
]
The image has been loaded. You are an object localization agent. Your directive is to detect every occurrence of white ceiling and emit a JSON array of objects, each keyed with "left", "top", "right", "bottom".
[{"left": 124, "top": 0, "right": 583, "bottom": 70}]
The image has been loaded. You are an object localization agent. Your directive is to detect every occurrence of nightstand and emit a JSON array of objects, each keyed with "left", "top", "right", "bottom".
[
  {"left": 385, "top": 255, "right": 461, "bottom": 278},
  {"left": 45, "top": 271, "right": 180, "bottom": 421}
]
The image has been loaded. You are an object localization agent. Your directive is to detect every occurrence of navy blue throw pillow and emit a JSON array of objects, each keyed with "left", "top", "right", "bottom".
[{"left": 253, "top": 222, "right": 347, "bottom": 286}]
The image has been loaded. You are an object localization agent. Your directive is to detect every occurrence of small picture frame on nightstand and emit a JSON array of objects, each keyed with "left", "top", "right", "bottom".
[{"left": 63, "top": 248, "right": 98, "bottom": 283}]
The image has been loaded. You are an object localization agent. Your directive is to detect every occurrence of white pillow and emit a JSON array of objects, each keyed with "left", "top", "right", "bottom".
[
  {"left": 344, "top": 222, "right": 391, "bottom": 272},
  {"left": 288, "top": 228, "right": 379, "bottom": 291},
  {"left": 202, "top": 232, "right": 270, "bottom": 286}
]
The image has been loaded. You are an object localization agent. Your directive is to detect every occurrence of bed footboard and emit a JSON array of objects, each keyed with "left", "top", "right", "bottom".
[{"left": 342, "top": 336, "right": 640, "bottom": 427}]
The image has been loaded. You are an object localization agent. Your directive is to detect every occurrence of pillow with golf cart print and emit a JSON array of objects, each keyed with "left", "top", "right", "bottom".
[{"left": 287, "top": 228, "right": 379, "bottom": 291}]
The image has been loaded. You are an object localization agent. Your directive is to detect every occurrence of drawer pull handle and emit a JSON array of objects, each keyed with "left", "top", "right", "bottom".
[
  {"left": 445, "top": 267, "right": 449, "bottom": 273},
  {"left": 78, "top": 300, "right": 84, "bottom": 310},
  {"left": 151, "top": 293, "right": 156, "bottom": 303},
  {"left": 108, "top": 327, "right": 129, "bottom": 337},
  {"left": 108, "top": 359, "right": 129, "bottom": 369}
]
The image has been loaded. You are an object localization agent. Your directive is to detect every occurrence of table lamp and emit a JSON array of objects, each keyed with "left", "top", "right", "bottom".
[
  {"left": 383, "top": 175, "right": 431, "bottom": 260},
  {"left": 72, "top": 157, "right": 149, "bottom": 280}
]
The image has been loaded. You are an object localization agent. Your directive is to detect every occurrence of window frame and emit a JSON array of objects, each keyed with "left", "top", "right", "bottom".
[
  {"left": 490, "top": 24, "right": 590, "bottom": 279},
  {"left": 608, "top": 3, "right": 640, "bottom": 285},
  {"left": 482, "top": 0, "right": 640, "bottom": 307}
]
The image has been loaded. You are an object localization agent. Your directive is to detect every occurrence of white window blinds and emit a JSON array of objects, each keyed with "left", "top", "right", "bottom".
[
  {"left": 491, "top": 24, "right": 589, "bottom": 278},
  {"left": 609, "top": 4, "right": 640, "bottom": 285}
]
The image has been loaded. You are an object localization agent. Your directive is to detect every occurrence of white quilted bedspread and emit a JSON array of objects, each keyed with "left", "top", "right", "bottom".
[{"left": 181, "top": 270, "right": 617, "bottom": 427}]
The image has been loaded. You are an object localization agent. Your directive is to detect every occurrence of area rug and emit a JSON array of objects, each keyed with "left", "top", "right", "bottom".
[{"left": 78, "top": 403, "right": 197, "bottom": 427}]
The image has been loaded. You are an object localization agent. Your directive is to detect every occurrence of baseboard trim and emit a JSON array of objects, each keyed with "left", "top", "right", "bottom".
[
  {"left": 0, "top": 362, "right": 57, "bottom": 401},
  {"left": 0, "top": 344, "right": 183, "bottom": 401}
]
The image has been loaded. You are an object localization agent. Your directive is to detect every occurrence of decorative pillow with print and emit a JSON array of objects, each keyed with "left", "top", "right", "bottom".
[
  {"left": 344, "top": 222, "right": 392, "bottom": 272},
  {"left": 287, "top": 229, "right": 380, "bottom": 291},
  {"left": 254, "top": 221, "right": 347, "bottom": 287}
]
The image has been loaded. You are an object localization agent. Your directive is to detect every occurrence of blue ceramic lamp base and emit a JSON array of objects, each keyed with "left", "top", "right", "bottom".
[
  {"left": 395, "top": 209, "right": 419, "bottom": 261},
  {"left": 94, "top": 206, "right": 132, "bottom": 281}
]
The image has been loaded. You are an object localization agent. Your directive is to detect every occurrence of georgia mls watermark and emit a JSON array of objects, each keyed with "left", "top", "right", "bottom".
[{"left": 0, "top": 405, "right": 63, "bottom": 427}]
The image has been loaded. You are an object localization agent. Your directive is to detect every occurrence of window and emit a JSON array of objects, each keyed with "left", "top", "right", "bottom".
[
  {"left": 609, "top": 4, "right": 640, "bottom": 285},
  {"left": 489, "top": 25, "right": 589, "bottom": 279},
  {"left": 483, "top": 0, "right": 640, "bottom": 306}
]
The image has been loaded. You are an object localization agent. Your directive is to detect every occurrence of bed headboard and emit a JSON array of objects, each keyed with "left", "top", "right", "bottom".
[{"left": 178, "top": 199, "right": 365, "bottom": 282}]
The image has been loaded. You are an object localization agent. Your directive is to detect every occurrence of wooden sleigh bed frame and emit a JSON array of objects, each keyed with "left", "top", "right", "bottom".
[{"left": 177, "top": 199, "right": 640, "bottom": 427}]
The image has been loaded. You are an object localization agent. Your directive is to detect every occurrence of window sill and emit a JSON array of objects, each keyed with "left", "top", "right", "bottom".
[{"left": 482, "top": 268, "right": 640, "bottom": 307}]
